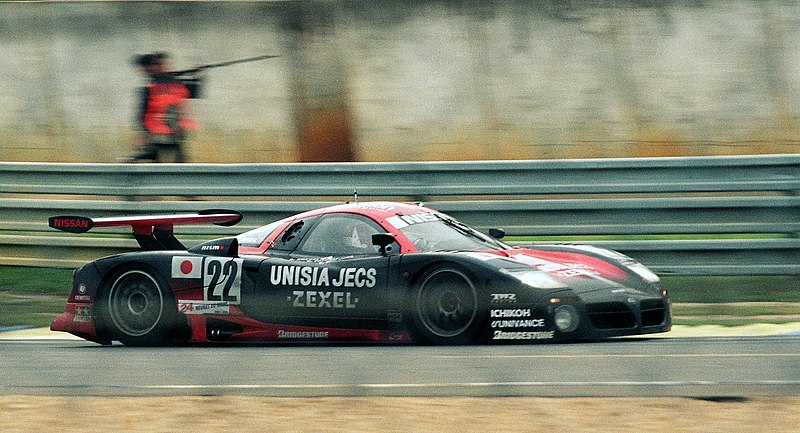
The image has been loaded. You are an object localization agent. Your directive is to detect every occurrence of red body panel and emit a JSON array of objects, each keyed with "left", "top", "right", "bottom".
[{"left": 51, "top": 303, "right": 101, "bottom": 343}]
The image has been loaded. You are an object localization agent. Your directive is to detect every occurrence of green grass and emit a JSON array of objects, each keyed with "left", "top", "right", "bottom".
[
  {"left": 0, "top": 292, "right": 64, "bottom": 328},
  {"left": 1, "top": 266, "right": 800, "bottom": 328},
  {"left": 0, "top": 266, "right": 73, "bottom": 296},
  {"left": 671, "top": 302, "right": 800, "bottom": 327},
  {"left": 661, "top": 276, "right": 800, "bottom": 303},
  {"left": 0, "top": 266, "right": 73, "bottom": 327},
  {"left": 673, "top": 303, "right": 800, "bottom": 316}
]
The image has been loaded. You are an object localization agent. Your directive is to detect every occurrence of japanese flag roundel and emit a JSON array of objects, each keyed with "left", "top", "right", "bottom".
[{"left": 172, "top": 256, "right": 202, "bottom": 279}]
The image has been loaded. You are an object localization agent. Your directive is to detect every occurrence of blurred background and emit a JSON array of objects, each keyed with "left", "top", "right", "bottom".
[{"left": 1, "top": 0, "right": 799, "bottom": 163}]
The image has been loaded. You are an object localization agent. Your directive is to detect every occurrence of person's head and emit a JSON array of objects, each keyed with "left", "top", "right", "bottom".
[{"left": 134, "top": 52, "right": 169, "bottom": 76}]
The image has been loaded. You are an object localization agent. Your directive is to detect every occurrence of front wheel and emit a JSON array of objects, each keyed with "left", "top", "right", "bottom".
[
  {"left": 99, "top": 267, "right": 178, "bottom": 346},
  {"left": 409, "top": 265, "right": 483, "bottom": 345}
]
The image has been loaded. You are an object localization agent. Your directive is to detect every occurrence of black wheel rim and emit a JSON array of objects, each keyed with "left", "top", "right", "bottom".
[
  {"left": 416, "top": 269, "right": 478, "bottom": 338},
  {"left": 108, "top": 270, "right": 164, "bottom": 337}
]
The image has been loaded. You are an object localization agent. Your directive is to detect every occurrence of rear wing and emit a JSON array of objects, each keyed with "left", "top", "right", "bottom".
[{"left": 48, "top": 210, "right": 243, "bottom": 251}]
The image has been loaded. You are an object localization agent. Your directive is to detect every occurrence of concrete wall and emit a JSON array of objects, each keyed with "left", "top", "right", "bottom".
[{"left": 1, "top": 0, "right": 799, "bottom": 163}]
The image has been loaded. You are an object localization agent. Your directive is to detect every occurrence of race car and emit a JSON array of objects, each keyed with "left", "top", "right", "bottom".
[{"left": 49, "top": 201, "right": 671, "bottom": 346}]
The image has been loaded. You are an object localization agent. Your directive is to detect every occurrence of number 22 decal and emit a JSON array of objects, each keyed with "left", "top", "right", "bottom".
[{"left": 204, "top": 258, "right": 242, "bottom": 304}]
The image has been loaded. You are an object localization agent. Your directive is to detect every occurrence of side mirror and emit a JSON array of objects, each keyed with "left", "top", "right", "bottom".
[
  {"left": 489, "top": 228, "right": 506, "bottom": 240},
  {"left": 371, "top": 233, "right": 397, "bottom": 256}
]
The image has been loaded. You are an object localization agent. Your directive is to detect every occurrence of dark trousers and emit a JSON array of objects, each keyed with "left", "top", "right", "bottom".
[{"left": 131, "top": 136, "right": 186, "bottom": 163}]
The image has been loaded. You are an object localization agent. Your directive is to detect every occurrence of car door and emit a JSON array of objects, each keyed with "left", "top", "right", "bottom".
[{"left": 254, "top": 213, "right": 394, "bottom": 329}]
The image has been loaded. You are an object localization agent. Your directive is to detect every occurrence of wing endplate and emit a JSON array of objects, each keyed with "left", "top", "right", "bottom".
[{"left": 48, "top": 216, "right": 94, "bottom": 233}]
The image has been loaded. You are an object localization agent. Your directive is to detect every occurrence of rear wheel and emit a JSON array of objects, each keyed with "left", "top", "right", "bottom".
[
  {"left": 99, "top": 267, "right": 178, "bottom": 346},
  {"left": 410, "top": 265, "right": 482, "bottom": 345}
]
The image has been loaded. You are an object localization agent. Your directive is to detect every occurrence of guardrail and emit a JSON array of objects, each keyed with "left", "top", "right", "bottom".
[
  {"left": 1, "top": 154, "right": 799, "bottom": 274},
  {"left": 3, "top": 155, "right": 799, "bottom": 196}
]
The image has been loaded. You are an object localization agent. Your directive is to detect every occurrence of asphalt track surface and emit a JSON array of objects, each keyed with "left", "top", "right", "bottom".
[{"left": 1, "top": 336, "right": 799, "bottom": 398}]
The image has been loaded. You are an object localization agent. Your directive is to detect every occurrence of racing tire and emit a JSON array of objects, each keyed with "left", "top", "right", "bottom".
[
  {"left": 409, "top": 264, "right": 483, "bottom": 345},
  {"left": 97, "top": 266, "right": 178, "bottom": 346}
]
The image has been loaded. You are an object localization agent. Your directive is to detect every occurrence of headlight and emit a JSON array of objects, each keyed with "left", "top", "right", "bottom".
[
  {"left": 554, "top": 305, "right": 580, "bottom": 332},
  {"left": 513, "top": 271, "right": 568, "bottom": 289}
]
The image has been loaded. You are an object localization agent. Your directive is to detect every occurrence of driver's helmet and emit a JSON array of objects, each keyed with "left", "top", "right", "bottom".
[{"left": 344, "top": 222, "right": 373, "bottom": 252}]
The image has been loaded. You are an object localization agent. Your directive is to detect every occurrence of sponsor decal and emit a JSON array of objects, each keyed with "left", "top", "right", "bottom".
[
  {"left": 270, "top": 265, "right": 377, "bottom": 288},
  {"left": 289, "top": 290, "right": 359, "bottom": 309},
  {"left": 178, "top": 300, "right": 231, "bottom": 315},
  {"left": 386, "top": 212, "right": 439, "bottom": 229},
  {"left": 277, "top": 330, "right": 329, "bottom": 339},
  {"left": 73, "top": 306, "right": 91, "bottom": 323},
  {"left": 490, "top": 308, "right": 531, "bottom": 318},
  {"left": 358, "top": 204, "right": 396, "bottom": 213},
  {"left": 491, "top": 319, "right": 545, "bottom": 328},
  {"left": 491, "top": 293, "right": 517, "bottom": 304},
  {"left": 511, "top": 254, "right": 599, "bottom": 278},
  {"left": 74, "top": 295, "right": 91, "bottom": 302},
  {"left": 519, "top": 249, "right": 632, "bottom": 281},
  {"left": 172, "top": 256, "right": 203, "bottom": 279},
  {"left": 49, "top": 216, "right": 93, "bottom": 233},
  {"left": 493, "top": 330, "right": 555, "bottom": 340}
]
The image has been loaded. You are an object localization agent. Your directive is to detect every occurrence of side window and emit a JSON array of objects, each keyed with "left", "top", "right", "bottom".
[
  {"left": 297, "top": 214, "right": 383, "bottom": 256},
  {"left": 236, "top": 220, "right": 283, "bottom": 248},
  {"left": 271, "top": 216, "right": 319, "bottom": 251}
]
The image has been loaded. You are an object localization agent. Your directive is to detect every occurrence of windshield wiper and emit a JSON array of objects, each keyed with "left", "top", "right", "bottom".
[{"left": 439, "top": 216, "right": 499, "bottom": 246}]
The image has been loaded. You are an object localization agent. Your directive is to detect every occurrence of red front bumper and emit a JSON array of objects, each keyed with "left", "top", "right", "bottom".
[{"left": 50, "top": 303, "right": 105, "bottom": 344}]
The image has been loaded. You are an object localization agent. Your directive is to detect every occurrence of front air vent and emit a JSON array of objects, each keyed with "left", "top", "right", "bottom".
[
  {"left": 586, "top": 302, "right": 636, "bottom": 329},
  {"left": 640, "top": 299, "right": 667, "bottom": 327}
]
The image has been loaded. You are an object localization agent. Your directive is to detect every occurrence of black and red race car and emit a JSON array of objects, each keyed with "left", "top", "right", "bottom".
[{"left": 49, "top": 201, "right": 671, "bottom": 346}]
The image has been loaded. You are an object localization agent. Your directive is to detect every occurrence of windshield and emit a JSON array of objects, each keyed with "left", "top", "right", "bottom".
[{"left": 386, "top": 212, "right": 509, "bottom": 252}]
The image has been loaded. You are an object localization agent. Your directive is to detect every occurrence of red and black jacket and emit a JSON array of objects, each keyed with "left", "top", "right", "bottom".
[{"left": 137, "top": 75, "right": 197, "bottom": 136}]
